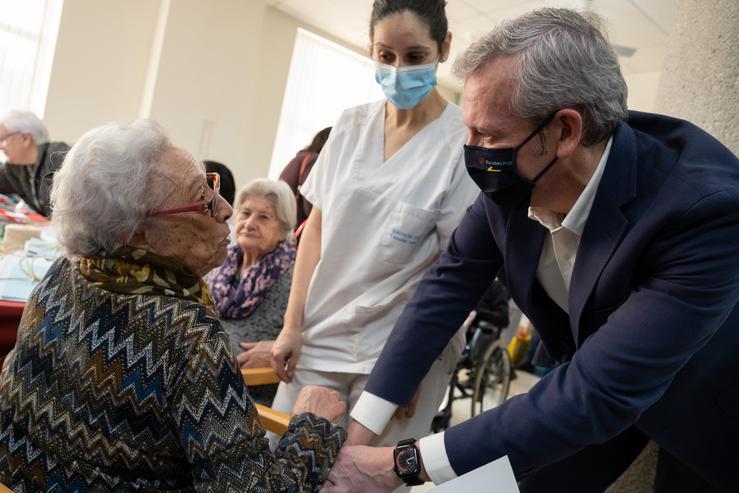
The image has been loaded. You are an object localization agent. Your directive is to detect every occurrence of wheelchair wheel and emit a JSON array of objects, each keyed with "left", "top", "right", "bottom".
[{"left": 470, "top": 341, "right": 511, "bottom": 416}]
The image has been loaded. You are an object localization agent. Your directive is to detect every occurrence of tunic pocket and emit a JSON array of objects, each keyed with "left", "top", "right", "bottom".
[{"left": 380, "top": 201, "right": 438, "bottom": 265}]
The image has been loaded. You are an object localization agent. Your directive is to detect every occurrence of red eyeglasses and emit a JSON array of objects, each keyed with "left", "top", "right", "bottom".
[{"left": 147, "top": 172, "right": 221, "bottom": 217}]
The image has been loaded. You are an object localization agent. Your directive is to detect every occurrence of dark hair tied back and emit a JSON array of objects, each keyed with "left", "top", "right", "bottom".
[{"left": 370, "top": 0, "right": 448, "bottom": 51}]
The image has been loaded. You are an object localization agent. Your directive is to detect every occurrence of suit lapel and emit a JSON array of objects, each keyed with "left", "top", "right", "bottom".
[
  {"left": 505, "top": 200, "right": 545, "bottom": 309},
  {"left": 569, "top": 123, "right": 638, "bottom": 344}
]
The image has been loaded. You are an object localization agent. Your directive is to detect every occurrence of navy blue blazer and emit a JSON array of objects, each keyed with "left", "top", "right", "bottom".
[{"left": 365, "top": 112, "right": 739, "bottom": 490}]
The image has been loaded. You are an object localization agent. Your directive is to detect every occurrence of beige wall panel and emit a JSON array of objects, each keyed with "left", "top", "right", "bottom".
[{"left": 44, "top": 0, "right": 159, "bottom": 144}]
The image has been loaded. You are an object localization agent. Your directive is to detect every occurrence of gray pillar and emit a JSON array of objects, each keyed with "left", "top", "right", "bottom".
[
  {"left": 654, "top": 0, "right": 739, "bottom": 154},
  {"left": 610, "top": 7, "right": 738, "bottom": 490}
]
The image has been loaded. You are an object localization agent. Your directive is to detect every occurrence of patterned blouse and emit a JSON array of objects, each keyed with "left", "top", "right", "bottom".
[{"left": 0, "top": 256, "right": 344, "bottom": 492}]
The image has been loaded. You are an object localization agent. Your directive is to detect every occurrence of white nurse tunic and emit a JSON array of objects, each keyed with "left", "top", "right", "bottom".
[{"left": 298, "top": 99, "right": 479, "bottom": 374}]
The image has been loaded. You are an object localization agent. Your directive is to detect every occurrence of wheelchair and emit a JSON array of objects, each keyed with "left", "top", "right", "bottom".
[{"left": 431, "top": 317, "right": 512, "bottom": 432}]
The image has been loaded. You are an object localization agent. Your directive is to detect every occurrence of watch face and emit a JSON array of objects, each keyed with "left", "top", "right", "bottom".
[{"left": 395, "top": 446, "right": 419, "bottom": 476}]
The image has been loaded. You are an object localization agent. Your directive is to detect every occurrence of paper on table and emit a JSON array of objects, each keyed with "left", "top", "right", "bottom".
[
  {"left": 0, "top": 254, "right": 53, "bottom": 301},
  {"left": 430, "top": 456, "right": 519, "bottom": 493}
]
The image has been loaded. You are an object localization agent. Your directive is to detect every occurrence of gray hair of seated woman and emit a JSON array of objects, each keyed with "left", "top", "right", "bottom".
[
  {"left": 235, "top": 178, "right": 297, "bottom": 245},
  {"left": 51, "top": 119, "right": 174, "bottom": 257},
  {"left": 1, "top": 110, "right": 49, "bottom": 145}
]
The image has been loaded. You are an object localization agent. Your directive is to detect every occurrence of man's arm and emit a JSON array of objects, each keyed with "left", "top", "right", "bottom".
[
  {"left": 350, "top": 194, "right": 503, "bottom": 438},
  {"left": 442, "top": 189, "right": 739, "bottom": 477},
  {"left": 332, "top": 188, "right": 739, "bottom": 491}
]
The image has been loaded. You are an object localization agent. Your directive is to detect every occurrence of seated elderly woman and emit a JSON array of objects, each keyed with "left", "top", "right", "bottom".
[
  {"left": 0, "top": 120, "right": 346, "bottom": 491},
  {"left": 209, "top": 178, "right": 296, "bottom": 405}
]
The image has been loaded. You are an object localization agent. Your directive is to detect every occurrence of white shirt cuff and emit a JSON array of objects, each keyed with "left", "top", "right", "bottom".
[
  {"left": 419, "top": 432, "right": 457, "bottom": 484},
  {"left": 349, "top": 391, "right": 398, "bottom": 435}
]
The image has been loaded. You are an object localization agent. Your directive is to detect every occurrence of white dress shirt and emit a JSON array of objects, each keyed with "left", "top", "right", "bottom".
[{"left": 350, "top": 137, "right": 613, "bottom": 484}]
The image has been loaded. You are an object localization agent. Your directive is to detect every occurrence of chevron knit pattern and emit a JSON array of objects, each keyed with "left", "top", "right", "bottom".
[{"left": 0, "top": 257, "right": 345, "bottom": 492}]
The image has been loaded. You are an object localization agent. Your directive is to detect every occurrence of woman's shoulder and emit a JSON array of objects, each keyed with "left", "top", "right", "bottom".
[
  {"left": 438, "top": 101, "right": 466, "bottom": 136},
  {"left": 337, "top": 99, "right": 385, "bottom": 126},
  {"left": 154, "top": 296, "right": 234, "bottom": 368},
  {"left": 128, "top": 291, "right": 224, "bottom": 346},
  {"left": 251, "top": 267, "right": 293, "bottom": 314},
  {"left": 421, "top": 101, "right": 467, "bottom": 154}
]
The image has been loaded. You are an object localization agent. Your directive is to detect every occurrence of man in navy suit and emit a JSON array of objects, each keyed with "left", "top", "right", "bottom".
[{"left": 322, "top": 7, "right": 739, "bottom": 493}]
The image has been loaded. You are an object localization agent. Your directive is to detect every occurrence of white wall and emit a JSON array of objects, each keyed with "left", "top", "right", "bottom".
[
  {"left": 147, "top": 0, "right": 265, "bottom": 188},
  {"left": 41, "top": 0, "right": 664, "bottom": 189},
  {"left": 39, "top": 1, "right": 471, "bottom": 189},
  {"left": 624, "top": 71, "right": 661, "bottom": 112},
  {"left": 44, "top": 0, "right": 159, "bottom": 144}
]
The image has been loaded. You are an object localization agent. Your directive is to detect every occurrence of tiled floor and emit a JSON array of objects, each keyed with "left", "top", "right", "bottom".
[{"left": 407, "top": 370, "right": 540, "bottom": 492}]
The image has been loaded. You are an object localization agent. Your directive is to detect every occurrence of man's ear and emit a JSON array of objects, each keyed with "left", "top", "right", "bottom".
[{"left": 552, "top": 109, "right": 583, "bottom": 160}]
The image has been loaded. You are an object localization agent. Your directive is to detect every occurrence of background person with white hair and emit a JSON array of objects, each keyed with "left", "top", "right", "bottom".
[
  {"left": 209, "top": 178, "right": 298, "bottom": 405},
  {"left": 0, "top": 110, "right": 69, "bottom": 216}
]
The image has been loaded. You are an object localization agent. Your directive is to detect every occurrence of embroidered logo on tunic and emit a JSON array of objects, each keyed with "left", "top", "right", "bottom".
[{"left": 390, "top": 228, "right": 420, "bottom": 245}]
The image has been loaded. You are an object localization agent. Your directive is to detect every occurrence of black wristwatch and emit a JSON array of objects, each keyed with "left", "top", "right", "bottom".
[{"left": 393, "top": 438, "right": 425, "bottom": 486}]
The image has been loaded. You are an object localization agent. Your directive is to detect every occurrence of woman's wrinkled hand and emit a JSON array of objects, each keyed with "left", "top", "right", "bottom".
[
  {"left": 271, "top": 327, "right": 303, "bottom": 382},
  {"left": 236, "top": 340, "right": 274, "bottom": 368},
  {"left": 321, "top": 446, "right": 402, "bottom": 493},
  {"left": 291, "top": 385, "right": 345, "bottom": 423}
]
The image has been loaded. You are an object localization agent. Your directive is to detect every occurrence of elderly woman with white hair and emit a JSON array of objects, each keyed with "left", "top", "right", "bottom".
[
  {"left": 209, "top": 178, "right": 297, "bottom": 404},
  {"left": 0, "top": 119, "right": 346, "bottom": 491},
  {"left": 0, "top": 110, "right": 69, "bottom": 216}
]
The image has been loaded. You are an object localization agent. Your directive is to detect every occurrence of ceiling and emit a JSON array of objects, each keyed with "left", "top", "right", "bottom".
[{"left": 267, "top": 0, "right": 679, "bottom": 91}]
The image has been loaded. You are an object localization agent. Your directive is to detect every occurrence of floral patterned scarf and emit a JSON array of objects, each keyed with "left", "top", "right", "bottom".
[
  {"left": 209, "top": 241, "right": 295, "bottom": 319},
  {"left": 79, "top": 247, "right": 214, "bottom": 305}
]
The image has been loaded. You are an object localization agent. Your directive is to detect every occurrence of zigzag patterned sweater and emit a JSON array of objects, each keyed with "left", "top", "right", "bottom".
[{"left": 0, "top": 257, "right": 345, "bottom": 492}]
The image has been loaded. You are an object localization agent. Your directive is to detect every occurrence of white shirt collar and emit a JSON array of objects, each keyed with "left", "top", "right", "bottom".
[{"left": 528, "top": 136, "right": 613, "bottom": 236}]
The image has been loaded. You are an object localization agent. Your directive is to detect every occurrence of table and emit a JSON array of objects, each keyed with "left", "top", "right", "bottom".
[
  {"left": 0, "top": 300, "right": 25, "bottom": 362},
  {"left": 0, "top": 218, "right": 55, "bottom": 362}
]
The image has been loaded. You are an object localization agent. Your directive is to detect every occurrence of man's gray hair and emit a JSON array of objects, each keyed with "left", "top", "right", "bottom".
[
  {"left": 1, "top": 110, "right": 49, "bottom": 145},
  {"left": 51, "top": 119, "right": 172, "bottom": 256},
  {"left": 453, "top": 8, "right": 628, "bottom": 145},
  {"left": 235, "top": 178, "right": 297, "bottom": 244}
]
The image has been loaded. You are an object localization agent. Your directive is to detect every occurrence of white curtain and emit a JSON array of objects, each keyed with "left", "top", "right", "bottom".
[
  {"left": 268, "top": 28, "right": 385, "bottom": 178},
  {"left": 0, "top": 0, "right": 63, "bottom": 118}
]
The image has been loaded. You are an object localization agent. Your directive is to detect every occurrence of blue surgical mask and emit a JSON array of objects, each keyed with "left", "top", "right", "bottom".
[{"left": 374, "top": 62, "right": 437, "bottom": 109}]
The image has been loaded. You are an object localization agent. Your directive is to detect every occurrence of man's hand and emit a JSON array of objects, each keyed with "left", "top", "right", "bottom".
[
  {"left": 236, "top": 340, "right": 274, "bottom": 368},
  {"left": 321, "top": 446, "right": 402, "bottom": 493}
]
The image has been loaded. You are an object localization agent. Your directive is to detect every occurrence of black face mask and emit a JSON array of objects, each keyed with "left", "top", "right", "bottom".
[{"left": 464, "top": 115, "right": 557, "bottom": 204}]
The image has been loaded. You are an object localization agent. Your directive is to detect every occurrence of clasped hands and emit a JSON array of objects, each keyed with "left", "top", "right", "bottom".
[
  {"left": 321, "top": 419, "right": 431, "bottom": 493},
  {"left": 267, "top": 328, "right": 424, "bottom": 492}
]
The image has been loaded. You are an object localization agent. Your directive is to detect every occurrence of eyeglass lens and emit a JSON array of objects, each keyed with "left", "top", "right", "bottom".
[{"left": 205, "top": 174, "right": 220, "bottom": 217}]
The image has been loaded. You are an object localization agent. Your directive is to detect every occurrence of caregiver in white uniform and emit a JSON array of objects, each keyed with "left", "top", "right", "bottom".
[{"left": 270, "top": 0, "right": 479, "bottom": 445}]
